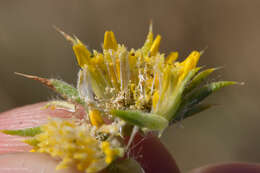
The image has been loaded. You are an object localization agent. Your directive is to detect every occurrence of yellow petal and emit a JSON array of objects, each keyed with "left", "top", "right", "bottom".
[
  {"left": 152, "top": 91, "right": 160, "bottom": 112},
  {"left": 166, "top": 52, "right": 178, "bottom": 64},
  {"left": 178, "top": 51, "right": 201, "bottom": 83},
  {"left": 181, "top": 51, "right": 200, "bottom": 69},
  {"left": 103, "top": 31, "right": 118, "bottom": 50},
  {"left": 89, "top": 110, "right": 104, "bottom": 127},
  {"left": 188, "top": 51, "right": 200, "bottom": 68},
  {"left": 142, "top": 23, "right": 154, "bottom": 56},
  {"left": 73, "top": 40, "right": 91, "bottom": 68},
  {"left": 150, "top": 35, "right": 162, "bottom": 56}
]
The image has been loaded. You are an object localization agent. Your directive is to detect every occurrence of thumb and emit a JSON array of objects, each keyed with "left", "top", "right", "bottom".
[
  {"left": 0, "top": 102, "right": 83, "bottom": 173},
  {"left": 189, "top": 162, "right": 260, "bottom": 173},
  {"left": 0, "top": 153, "right": 81, "bottom": 173},
  {"left": 0, "top": 102, "right": 84, "bottom": 154},
  {"left": 0, "top": 102, "right": 180, "bottom": 173}
]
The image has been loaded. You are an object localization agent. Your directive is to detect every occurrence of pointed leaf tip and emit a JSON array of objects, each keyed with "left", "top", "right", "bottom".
[
  {"left": 183, "top": 81, "right": 237, "bottom": 109},
  {"left": 15, "top": 72, "right": 53, "bottom": 87},
  {"left": 15, "top": 72, "right": 84, "bottom": 105},
  {"left": 53, "top": 26, "right": 77, "bottom": 45}
]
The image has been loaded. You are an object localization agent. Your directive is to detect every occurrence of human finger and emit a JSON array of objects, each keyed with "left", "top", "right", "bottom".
[
  {"left": 189, "top": 162, "right": 260, "bottom": 173},
  {"left": 0, "top": 152, "right": 80, "bottom": 173},
  {"left": 0, "top": 102, "right": 180, "bottom": 173}
]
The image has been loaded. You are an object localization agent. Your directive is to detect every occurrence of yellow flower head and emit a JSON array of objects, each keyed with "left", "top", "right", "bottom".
[
  {"left": 4, "top": 24, "right": 236, "bottom": 173},
  {"left": 73, "top": 24, "right": 201, "bottom": 121},
  {"left": 27, "top": 118, "right": 123, "bottom": 173}
]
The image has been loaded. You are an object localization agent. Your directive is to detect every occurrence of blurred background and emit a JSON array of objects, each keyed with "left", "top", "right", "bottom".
[{"left": 0, "top": 0, "right": 259, "bottom": 172}]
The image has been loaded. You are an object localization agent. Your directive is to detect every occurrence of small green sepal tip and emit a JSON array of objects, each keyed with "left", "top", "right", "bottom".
[{"left": 1, "top": 126, "right": 42, "bottom": 137}]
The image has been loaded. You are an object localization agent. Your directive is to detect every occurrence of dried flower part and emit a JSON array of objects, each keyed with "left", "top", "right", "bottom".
[{"left": 2, "top": 24, "right": 238, "bottom": 173}]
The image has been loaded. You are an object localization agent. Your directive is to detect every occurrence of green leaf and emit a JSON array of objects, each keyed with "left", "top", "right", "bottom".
[
  {"left": 173, "top": 104, "right": 212, "bottom": 123},
  {"left": 170, "top": 81, "right": 237, "bottom": 123},
  {"left": 1, "top": 127, "right": 42, "bottom": 137},
  {"left": 163, "top": 68, "right": 199, "bottom": 121},
  {"left": 50, "top": 79, "right": 85, "bottom": 104},
  {"left": 111, "top": 110, "right": 168, "bottom": 130},
  {"left": 15, "top": 72, "right": 85, "bottom": 105},
  {"left": 184, "top": 68, "right": 216, "bottom": 94},
  {"left": 183, "top": 81, "right": 237, "bottom": 108},
  {"left": 107, "top": 158, "right": 144, "bottom": 173},
  {"left": 23, "top": 138, "right": 40, "bottom": 146}
]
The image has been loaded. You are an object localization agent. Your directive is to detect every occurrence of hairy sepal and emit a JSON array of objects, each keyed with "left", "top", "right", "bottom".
[{"left": 111, "top": 110, "right": 168, "bottom": 131}]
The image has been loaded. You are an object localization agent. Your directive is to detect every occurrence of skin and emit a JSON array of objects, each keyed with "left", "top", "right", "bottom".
[{"left": 0, "top": 103, "right": 260, "bottom": 173}]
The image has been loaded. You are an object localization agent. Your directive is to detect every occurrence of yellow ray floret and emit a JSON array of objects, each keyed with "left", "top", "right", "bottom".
[
  {"left": 178, "top": 51, "right": 201, "bottom": 83},
  {"left": 150, "top": 35, "right": 161, "bottom": 56},
  {"left": 89, "top": 109, "right": 104, "bottom": 127},
  {"left": 70, "top": 26, "right": 202, "bottom": 120},
  {"left": 166, "top": 52, "right": 178, "bottom": 64},
  {"left": 30, "top": 118, "right": 123, "bottom": 173},
  {"left": 103, "top": 31, "right": 118, "bottom": 50},
  {"left": 73, "top": 39, "right": 91, "bottom": 68}
]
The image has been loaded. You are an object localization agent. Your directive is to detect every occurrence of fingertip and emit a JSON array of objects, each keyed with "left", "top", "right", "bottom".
[
  {"left": 129, "top": 133, "right": 180, "bottom": 173},
  {"left": 0, "top": 102, "right": 82, "bottom": 129},
  {"left": 190, "top": 162, "right": 260, "bottom": 173},
  {"left": 0, "top": 152, "right": 80, "bottom": 173},
  {"left": 0, "top": 102, "right": 84, "bottom": 154}
]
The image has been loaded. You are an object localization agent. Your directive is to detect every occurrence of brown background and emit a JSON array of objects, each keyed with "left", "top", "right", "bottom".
[{"left": 0, "top": 0, "right": 260, "bottom": 172}]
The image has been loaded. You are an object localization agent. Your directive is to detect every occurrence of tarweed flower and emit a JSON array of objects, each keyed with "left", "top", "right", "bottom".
[{"left": 1, "top": 24, "right": 237, "bottom": 173}]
